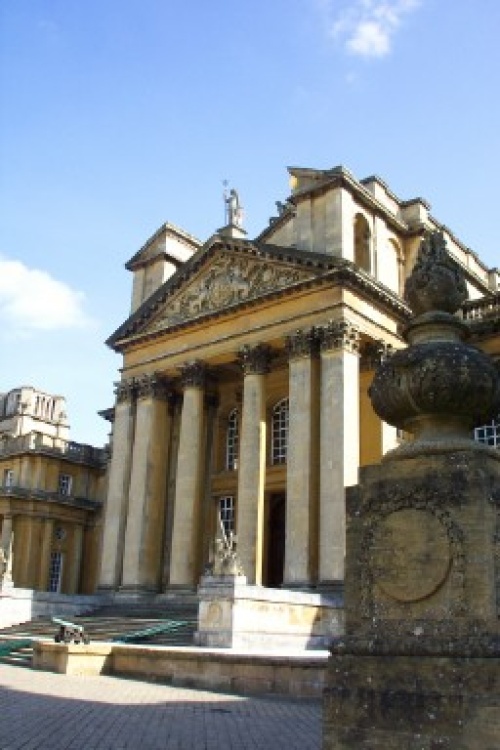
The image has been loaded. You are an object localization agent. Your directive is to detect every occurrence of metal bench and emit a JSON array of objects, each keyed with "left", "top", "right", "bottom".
[{"left": 52, "top": 617, "right": 90, "bottom": 645}]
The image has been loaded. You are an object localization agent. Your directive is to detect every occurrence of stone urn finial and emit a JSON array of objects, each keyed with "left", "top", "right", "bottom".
[
  {"left": 369, "top": 230, "right": 500, "bottom": 457},
  {"left": 403, "top": 231, "right": 468, "bottom": 315}
]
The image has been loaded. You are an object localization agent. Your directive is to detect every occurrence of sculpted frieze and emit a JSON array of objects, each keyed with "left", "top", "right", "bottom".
[{"left": 149, "top": 254, "right": 310, "bottom": 331}]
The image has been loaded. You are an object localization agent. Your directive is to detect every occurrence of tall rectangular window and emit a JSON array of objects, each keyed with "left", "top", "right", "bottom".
[
  {"left": 219, "top": 496, "right": 235, "bottom": 536},
  {"left": 225, "top": 409, "right": 239, "bottom": 471},
  {"left": 58, "top": 474, "right": 72, "bottom": 496},
  {"left": 3, "top": 469, "right": 14, "bottom": 488},
  {"left": 272, "top": 398, "right": 289, "bottom": 465},
  {"left": 48, "top": 551, "right": 63, "bottom": 593}
]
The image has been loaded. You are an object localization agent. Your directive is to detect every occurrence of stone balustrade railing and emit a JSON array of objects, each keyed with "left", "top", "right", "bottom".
[
  {"left": 0, "top": 432, "right": 108, "bottom": 466},
  {"left": 461, "top": 292, "right": 500, "bottom": 321},
  {"left": 0, "top": 483, "right": 102, "bottom": 510}
]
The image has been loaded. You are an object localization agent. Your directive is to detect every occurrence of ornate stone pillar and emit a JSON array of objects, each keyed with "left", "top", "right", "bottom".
[
  {"left": 236, "top": 344, "right": 271, "bottom": 585},
  {"left": 284, "top": 329, "right": 320, "bottom": 586},
  {"left": 169, "top": 361, "right": 206, "bottom": 587},
  {"left": 318, "top": 319, "right": 360, "bottom": 589},
  {"left": 38, "top": 518, "right": 54, "bottom": 590},
  {"left": 121, "top": 374, "right": 171, "bottom": 591},
  {"left": 98, "top": 378, "right": 136, "bottom": 591}
]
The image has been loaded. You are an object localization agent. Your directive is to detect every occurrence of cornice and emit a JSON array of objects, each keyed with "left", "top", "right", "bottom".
[
  {"left": 110, "top": 257, "right": 412, "bottom": 352},
  {"left": 107, "top": 240, "right": 340, "bottom": 350}
]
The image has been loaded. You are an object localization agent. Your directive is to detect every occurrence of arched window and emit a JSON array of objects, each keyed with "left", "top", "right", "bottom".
[
  {"left": 225, "top": 408, "right": 239, "bottom": 471},
  {"left": 271, "top": 398, "right": 289, "bottom": 465},
  {"left": 354, "top": 213, "right": 371, "bottom": 273}
]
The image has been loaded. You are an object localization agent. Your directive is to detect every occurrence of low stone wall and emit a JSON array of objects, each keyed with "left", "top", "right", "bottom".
[
  {"left": 32, "top": 640, "right": 329, "bottom": 697},
  {"left": 196, "top": 577, "right": 343, "bottom": 650},
  {"left": 0, "top": 588, "right": 102, "bottom": 628}
]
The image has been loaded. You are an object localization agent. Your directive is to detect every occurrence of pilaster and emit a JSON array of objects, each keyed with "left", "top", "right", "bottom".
[
  {"left": 121, "top": 374, "right": 171, "bottom": 592},
  {"left": 318, "top": 319, "right": 360, "bottom": 587},
  {"left": 284, "top": 329, "right": 320, "bottom": 586},
  {"left": 236, "top": 345, "right": 271, "bottom": 585},
  {"left": 169, "top": 361, "right": 207, "bottom": 587},
  {"left": 98, "top": 377, "right": 136, "bottom": 590}
]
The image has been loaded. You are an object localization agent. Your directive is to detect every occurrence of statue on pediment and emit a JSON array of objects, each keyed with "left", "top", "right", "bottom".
[{"left": 224, "top": 186, "right": 244, "bottom": 228}]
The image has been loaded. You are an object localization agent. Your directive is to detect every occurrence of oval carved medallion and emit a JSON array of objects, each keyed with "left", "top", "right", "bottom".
[{"left": 372, "top": 508, "right": 451, "bottom": 603}]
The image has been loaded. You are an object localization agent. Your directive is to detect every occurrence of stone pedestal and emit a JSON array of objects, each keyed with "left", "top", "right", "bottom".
[
  {"left": 196, "top": 575, "right": 343, "bottom": 651},
  {"left": 323, "top": 232, "right": 500, "bottom": 749},
  {"left": 324, "top": 634, "right": 500, "bottom": 749},
  {"left": 323, "top": 452, "right": 500, "bottom": 749}
]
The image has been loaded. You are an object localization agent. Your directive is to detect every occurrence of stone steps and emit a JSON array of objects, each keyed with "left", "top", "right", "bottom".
[{"left": 0, "top": 601, "right": 199, "bottom": 666}]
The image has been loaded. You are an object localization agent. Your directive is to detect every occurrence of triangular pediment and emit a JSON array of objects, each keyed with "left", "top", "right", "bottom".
[
  {"left": 109, "top": 239, "right": 335, "bottom": 347},
  {"left": 146, "top": 247, "right": 318, "bottom": 332}
]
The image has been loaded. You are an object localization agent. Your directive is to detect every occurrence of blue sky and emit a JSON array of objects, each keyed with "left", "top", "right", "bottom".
[{"left": 1, "top": 0, "right": 499, "bottom": 445}]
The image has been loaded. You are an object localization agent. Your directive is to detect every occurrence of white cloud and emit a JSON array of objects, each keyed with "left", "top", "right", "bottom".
[
  {"left": 322, "top": 0, "right": 421, "bottom": 58},
  {"left": 0, "top": 257, "right": 92, "bottom": 333}
]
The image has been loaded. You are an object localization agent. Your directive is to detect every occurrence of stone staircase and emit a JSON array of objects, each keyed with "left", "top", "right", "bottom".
[{"left": 0, "top": 597, "right": 199, "bottom": 668}]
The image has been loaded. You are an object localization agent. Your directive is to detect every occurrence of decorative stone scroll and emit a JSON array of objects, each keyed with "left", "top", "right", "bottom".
[
  {"left": 149, "top": 254, "right": 311, "bottom": 331},
  {"left": 180, "top": 360, "right": 206, "bottom": 389},
  {"left": 319, "top": 319, "right": 360, "bottom": 354},
  {"left": 285, "top": 328, "right": 320, "bottom": 360},
  {"left": 114, "top": 378, "right": 136, "bottom": 404},
  {"left": 135, "top": 373, "right": 170, "bottom": 400},
  {"left": 238, "top": 344, "right": 272, "bottom": 375}
]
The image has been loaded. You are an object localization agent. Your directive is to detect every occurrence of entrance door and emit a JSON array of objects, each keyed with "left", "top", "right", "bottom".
[{"left": 266, "top": 493, "right": 286, "bottom": 587}]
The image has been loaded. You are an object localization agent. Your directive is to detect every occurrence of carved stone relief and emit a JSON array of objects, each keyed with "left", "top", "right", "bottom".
[
  {"left": 148, "top": 254, "right": 311, "bottom": 331},
  {"left": 359, "top": 488, "right": 465, "bottom": 620}
]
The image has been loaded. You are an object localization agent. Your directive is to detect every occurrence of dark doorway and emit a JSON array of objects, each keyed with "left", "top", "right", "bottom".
[{"left": 266, "top": 493, "right": 286, "bottom": 587}]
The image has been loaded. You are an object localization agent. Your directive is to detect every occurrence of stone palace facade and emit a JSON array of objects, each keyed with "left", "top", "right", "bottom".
[{"left": 98, "top": 165, "right": 500, "bottom": 596}]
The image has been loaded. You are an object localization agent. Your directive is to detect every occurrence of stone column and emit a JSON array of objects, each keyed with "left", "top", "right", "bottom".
[
  {"left": 169, "top": 362, "right": 206, "bottom": 587},
  {"left": 98, "top": 378, "right": 136, "bottom": 591},
  {"left": 121, "top": 374, "right": 170, "bottom": 592},
  {"left": 16, "top": 517, "right": 34, "bottom": 587},
  {"left": 236, "top": 345, "right": 271, "bottom": 585},
  {"left": 284, "top": 329, "right": 320, "bottom": 586},
  {"left": 38, "top": 518, "right": 54, "bottom": 590},
  {"left": 318, "top": 320, "right": 360, "bottom": 589}
]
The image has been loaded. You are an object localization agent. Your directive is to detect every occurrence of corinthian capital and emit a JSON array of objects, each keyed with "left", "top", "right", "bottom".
[
  {"left": 239, "top": 344, "right": 272, "bottom": 375},
  {"left": 114, "top": 378, "right": 136, "bottom": 404},
  {"left": 286, "top": 328, "right": 320, "bottom": 361},
  {"left": 319, "top": 320, "right": 360, "bottom": 354},
  {"left": 180, "top": 360, "right": 206, "bottom": 389},
  {"left": 135, "top": 373, "right": 170, "bottom": 400}
]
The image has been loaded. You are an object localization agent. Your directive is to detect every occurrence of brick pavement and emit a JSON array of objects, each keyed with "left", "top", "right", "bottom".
[{"left": 0, "top": 664, "right": 321, "bottom": 749}]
